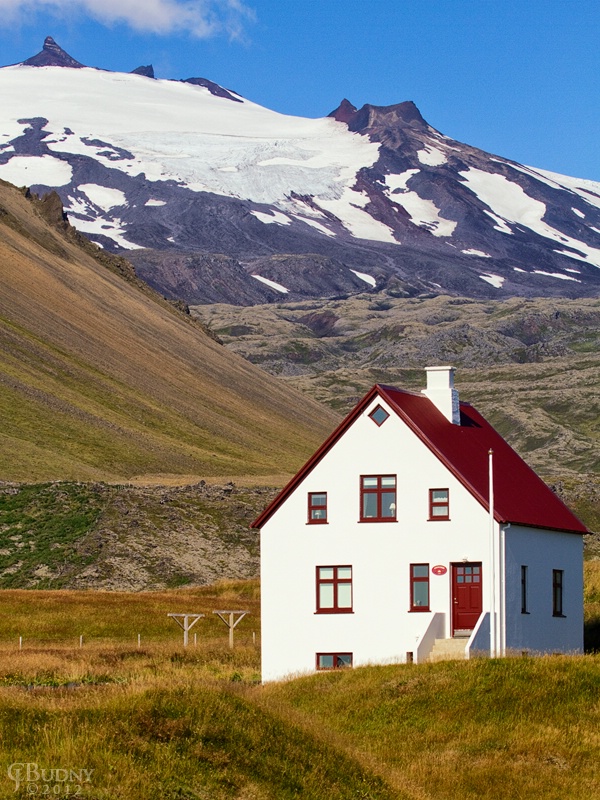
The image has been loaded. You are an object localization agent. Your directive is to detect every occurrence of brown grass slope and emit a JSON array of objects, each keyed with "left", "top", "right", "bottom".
[{"left": 0, "top": 181, "right": 339, "bottom": 483}]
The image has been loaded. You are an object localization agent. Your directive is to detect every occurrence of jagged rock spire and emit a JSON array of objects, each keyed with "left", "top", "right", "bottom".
[{"left": 21, "top": 37, "right": 85, "bottom": 68}]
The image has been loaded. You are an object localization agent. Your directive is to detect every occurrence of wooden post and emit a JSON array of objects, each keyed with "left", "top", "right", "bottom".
[
  {"left": 138, "top": 633, "right": 141, "bottom": 649},
  {"left": 167, "top": 613, "right": 205, "bottom": 646},
  {"left": 80, "top": 635, "right": 83, "bottom": 649},
  {"left": 213, "top": 610, "right": 250, "bottom": 649},
  {"left": 19, "top": 636, "right": 22, "bottom": 651}
]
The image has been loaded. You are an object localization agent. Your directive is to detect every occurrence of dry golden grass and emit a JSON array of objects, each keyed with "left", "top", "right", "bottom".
[{"left": 0, "top": 582, "right": 598, "bottom": 799}]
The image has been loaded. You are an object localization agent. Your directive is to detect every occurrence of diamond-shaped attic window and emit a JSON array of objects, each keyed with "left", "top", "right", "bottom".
[{"left": 369, "top": 405, "right": 389, "bottom": 426}]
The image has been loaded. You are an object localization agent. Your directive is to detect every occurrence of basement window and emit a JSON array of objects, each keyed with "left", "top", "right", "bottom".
[
  {"left": 316, "top": 653, "right": 353, "bottom": 670},
  {"left": 369, "top": 405, "right": 390, "bottom": 426}
]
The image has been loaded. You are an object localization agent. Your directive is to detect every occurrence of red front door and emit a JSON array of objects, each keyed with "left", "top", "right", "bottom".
[{"left": 452, "top": 563, "right": 482, "bottom": 635}]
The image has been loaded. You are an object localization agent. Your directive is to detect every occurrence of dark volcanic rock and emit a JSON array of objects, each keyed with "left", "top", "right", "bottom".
[
  {"left": 182, "top": 77, "right": 243, "bottom": 102},
  {"left": 131, "top": 65, "right": 155, "bottom": 78},
  {"left": 22, "top": 36, "right": 85, "bottom": 68}
]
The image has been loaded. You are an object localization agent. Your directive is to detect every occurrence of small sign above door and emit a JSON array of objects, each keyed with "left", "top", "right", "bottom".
[{"left": 432, "top": 565, "right": 447, "bottom": 576}]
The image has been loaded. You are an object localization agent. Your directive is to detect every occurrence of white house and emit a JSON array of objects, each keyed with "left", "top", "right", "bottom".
[{"left": 252, "top": 367, "right": 588, "bottom": 683}]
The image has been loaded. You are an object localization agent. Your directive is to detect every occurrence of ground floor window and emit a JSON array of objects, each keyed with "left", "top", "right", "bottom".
[
  {"left": 521, "top": 565, "right": 529, "bottom": 613},
  {"left": 316, "top": 566, "right": 352, "bottom": 613},
  {"left": 410, "top": 564, "right": 430, "bottom": 611},
  {"left": 552, "top": 569, "right": 564, "bottom": 617},
  {"left": 316, "top": 653, "right": 353, "bottom": 670}
]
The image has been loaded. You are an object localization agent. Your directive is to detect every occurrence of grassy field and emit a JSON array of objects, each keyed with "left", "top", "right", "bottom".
[{"left": 0, "top": 572, "right": 598, "bottom": 799}]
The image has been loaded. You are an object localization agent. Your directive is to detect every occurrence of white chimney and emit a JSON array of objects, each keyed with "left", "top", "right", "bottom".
[{"left": 422, "top": 366, "right": 460, "bottom": 425}]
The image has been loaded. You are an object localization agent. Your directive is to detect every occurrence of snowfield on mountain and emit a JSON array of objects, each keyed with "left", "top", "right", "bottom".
[{"left": 0, "top": 37, "right": 599, "bottom": 304}]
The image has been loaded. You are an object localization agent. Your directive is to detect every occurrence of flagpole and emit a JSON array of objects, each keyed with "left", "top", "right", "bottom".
[{"left": 489, "top": 448, "right": 496, "bottom": 658}]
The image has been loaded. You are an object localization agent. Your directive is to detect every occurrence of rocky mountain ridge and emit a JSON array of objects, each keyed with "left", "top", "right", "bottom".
[{"left": 0, "top": 38, "right": 598, "bottom": 305}]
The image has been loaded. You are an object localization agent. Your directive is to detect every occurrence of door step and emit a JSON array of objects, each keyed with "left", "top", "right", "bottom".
[{"left": 428, "top": 637, "right": 468, "bottom": 663}]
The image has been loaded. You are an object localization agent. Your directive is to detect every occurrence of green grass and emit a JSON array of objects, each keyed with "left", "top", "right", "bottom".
[{"left": 0, "top": 483, "right": 107, "bottom": 588}]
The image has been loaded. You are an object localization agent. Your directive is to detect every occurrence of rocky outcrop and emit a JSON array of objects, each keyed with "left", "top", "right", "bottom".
[{"left": 21, "top": 36, "right": 85, "bottom": 68}]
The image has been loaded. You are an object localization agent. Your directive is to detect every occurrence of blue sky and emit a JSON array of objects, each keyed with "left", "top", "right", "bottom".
[{"left": 0, "top": 0, "right": 599, "bottom": 180}]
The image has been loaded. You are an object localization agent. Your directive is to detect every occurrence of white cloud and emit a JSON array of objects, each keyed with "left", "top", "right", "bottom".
[{"left": 0, "top": 0, "right": 255, "bottom": 38}]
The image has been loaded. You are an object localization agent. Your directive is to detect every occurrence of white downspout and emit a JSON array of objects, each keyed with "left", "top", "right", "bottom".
[{"left": 489, "top": 449, "right": 497, "bottom": 658}]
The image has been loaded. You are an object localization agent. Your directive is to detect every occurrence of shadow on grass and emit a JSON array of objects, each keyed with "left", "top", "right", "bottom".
[{"left": 584, "top": 619, "right": 600, "bottom": 653}]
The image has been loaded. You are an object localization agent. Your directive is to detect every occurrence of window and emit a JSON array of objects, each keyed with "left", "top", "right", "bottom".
[
  {"left": 316, "top": 653, "right": 352, "bottom": 670},
  {"left": 360, "top": 475, "right": 396, "bottom": 521},
  {"left": 552, "top": 569, "right": 564, "bottom": 617},
  {"left": 521, "top": 565, "right": 529, "bottom": 614},
  {"left": 369, "top": 405, "right": 389, "bottom": 426},
  {"left": 429, "top": 488, "right": 449, "bottom": 520},
  {"left": 410, "top": 564, "right": 430, "bottom": 611},
  {"left": 316, "top": 566, "right": 352, "bottom": 613},
  {"left": 308, "top": 492, "right": 327, "bottom": 523}
]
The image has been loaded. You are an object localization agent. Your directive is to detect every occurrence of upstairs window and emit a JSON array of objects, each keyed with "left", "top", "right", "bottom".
[
  {"left": 316, "top": 652, "right": 353, "bottom": 670},
  {"left": 410, "top": 564, "right": 430, "bottom": 611},
  {"left": 369, "top": 405, "right": 390, "bottom": 426},
  {"left": 308, "top": 492, "right": 327, "bottom": 524},
  {"left": 360, "top": 475, "right": 396, "bottom": 521},
  {"left": 552, "top": 569, "right": 564, "bottom": 617},
  {"left": 429, "top": 488, "right": 449, "bottom": 520},
  {"left": 316, "top": 566, "right": 352, "bottom": 613}
]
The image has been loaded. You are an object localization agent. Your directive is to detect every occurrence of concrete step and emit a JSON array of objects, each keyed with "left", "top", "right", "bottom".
[{"left": 428, "top": 637, "right": 467, "bottom": 662}]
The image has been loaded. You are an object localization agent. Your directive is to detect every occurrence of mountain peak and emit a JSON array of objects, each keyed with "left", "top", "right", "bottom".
[
  {"left": 21, "top": 36, "right": 85, "bottom": 69},
  {"left": 131, "top": 64, "right": 155, "bottom": 79},
  {"left": 329, "top": 98, "right": 428, "bottom": 132}
]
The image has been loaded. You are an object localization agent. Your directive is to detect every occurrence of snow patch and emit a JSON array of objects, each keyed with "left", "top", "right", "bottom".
[
  {"left": 572, "top": 207, "right": 585, "bottom": 218},
  {"left": 385, "top": 171, "right": 457, "bottom": 237},
  {"left": 79, "top": 184, "right": 127, "bottom": 211},
  {"left": 70, "top": 216, "right": 142, "bottom": 250},
  {"left": 145, "top": 198, "right": 166, "bottom": 207},
  {"left": 479, "top": 273, "right": 505, "bottom": 288},
  {"left": 251, "top": 274, "right": 289, "bottom": 293},
  {"left": 416, "top": 146, "right": 447, "bottom": 166},
  {"left": 250, "top": 210, "right": 291, "bottom": 226},
  {"left": 350, "top": 269, "right": 376, "bottom": 287},
  {"left": 0, "top": 154, "right": 72, "bottom": 187},
  {"left": 533, "top": 270, "right": 581, "bottom": 282},
  {"left": 462, "top": 249, "right": 491, "bottom": 257},
  {"left": 296, "top": 216, "right": 335, "bottom": 237},
  {"left": 319, "top": 187, "right": 398, "bottom": 243}
]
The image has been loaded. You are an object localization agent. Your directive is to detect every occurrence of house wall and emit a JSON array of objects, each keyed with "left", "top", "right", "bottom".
[
  {"left": 260, "top": 394, "right": 494, "bottom": 682},
  {"left": 504, "top": 525, "right": 584, "bottom": 654}
]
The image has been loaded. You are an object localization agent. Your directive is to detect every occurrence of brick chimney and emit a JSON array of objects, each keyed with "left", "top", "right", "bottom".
[{"left": 422, "top": 366, "right": 460, "bottom": 425}]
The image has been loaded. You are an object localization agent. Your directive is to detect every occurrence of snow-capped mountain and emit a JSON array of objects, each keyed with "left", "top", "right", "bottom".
[{"left": 1, "top": 37, "right": 599, "bottom": 304}]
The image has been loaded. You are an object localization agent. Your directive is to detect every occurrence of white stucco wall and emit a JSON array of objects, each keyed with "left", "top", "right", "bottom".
[
  {"left": 260, "top": 394, "right": 495, "bottom": 682},
  {"left": 504, "top": 525, "right": 584, "bottom": 654}
]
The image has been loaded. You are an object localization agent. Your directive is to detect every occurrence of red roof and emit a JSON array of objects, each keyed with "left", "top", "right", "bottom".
[{"left": 251, "top": 384, "right": 588, "bottom": 534}]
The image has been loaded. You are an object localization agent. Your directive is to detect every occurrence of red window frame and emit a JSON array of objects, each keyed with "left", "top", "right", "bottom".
[
  {"left": 409, "top": 564, "right": 430, "bottom": 611},
  {"left": 316, "top": 566, "right": 353, "bottom": 614},
  {"left": 316, "top": 652, "right": 353, "bottom": 670},
  {"left": 429, "top": 488, "right": 450, "bottom": 521},
  {"left": 360, "top": 475, "right": 397, "bottom": 522},
  {"left": 368, "top": 405, "right": 390, "bottom": 426},
  {"left": 308, "top": 492, "right": 328, "bottom": 524}
]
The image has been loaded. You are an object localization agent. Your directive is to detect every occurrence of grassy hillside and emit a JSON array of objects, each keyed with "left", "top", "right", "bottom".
[
  {"left": 0, "top": 577, "right": 598, "bottom": 800},
  {"left": 0, "top": 181, "right": 339, "bottom": 483}
]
